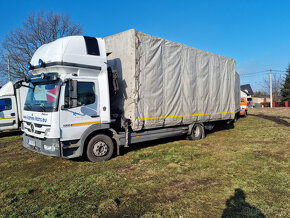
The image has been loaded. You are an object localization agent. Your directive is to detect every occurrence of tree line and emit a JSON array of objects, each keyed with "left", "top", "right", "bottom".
[
  {"left": 281, "top": 65, "right": 290, "bottom": 101},
  {"left": 255, "top": 65, "right": 290, "bottom": 102},
  {"left": 0, "top": 11, "right": 82, "bottom": 84}
]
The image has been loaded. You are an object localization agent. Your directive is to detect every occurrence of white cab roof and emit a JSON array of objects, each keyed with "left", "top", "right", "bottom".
[
  {"left": 30, "top": 36, "right": 106, "bottom": 72},
  {"left": 0, "top": 81, "right": 14, "bottom": 96}
]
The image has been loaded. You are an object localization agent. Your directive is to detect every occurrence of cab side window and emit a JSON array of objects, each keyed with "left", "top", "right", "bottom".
[
  {"left": 77, "top": 82, "right": 95, "bottom": 106},
  {"left": 0, "top": 98, "right": 12, "bottom": 111},
  {"left": 64, "top": 82, "right": 95, "bottom": 107}
]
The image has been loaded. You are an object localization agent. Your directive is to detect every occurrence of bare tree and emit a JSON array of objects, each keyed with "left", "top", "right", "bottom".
[
  {"left": 0, "top": 11, "right": 82, "bottom": 82},
  {"left": 261, "top": 73, "right": 283, "bottom": 102}
]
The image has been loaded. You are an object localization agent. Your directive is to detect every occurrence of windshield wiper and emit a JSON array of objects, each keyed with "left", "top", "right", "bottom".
[
  {"left": 24, "top": 104, "right": 32, "bottom": 110},
  {"left": 34, "top": 103, "right": 46, "bottom": 112}
]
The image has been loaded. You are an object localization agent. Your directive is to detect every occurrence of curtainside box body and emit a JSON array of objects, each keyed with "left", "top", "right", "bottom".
[{"left": 105, "top": 29, "right": 239, "bottom": 131}]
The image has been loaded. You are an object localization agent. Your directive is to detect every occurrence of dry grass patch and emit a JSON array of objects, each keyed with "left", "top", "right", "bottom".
[{"left": 0, "top": 113, "right": 289, "bottom": 217}]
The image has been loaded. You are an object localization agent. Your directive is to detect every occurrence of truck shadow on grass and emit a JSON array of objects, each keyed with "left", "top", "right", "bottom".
[
  {"left": 0, "top": 130, "right": 22, "bottom": 138},
  {"left": 222, "top": 189, "right": 265, "bottom": 218},
  {"left": 120, "top": 135, "right": 186, "bottom": 156},
  {"left": 207, "top": 122, "right": 235, "bottom": 133},
  {"left": 249, "top": 114, "right": 290, "bottom": 127},
  {"left": 70, "top": 137, "right": 186, "bottom": 162},
  {"left": 120, "top": 122, "right": 235, "bottom": 156},
  {"left": 73, "top": 122, "right": 236, "bottom": 161}
]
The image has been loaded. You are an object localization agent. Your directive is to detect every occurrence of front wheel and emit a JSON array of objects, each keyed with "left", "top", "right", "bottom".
[{"left": 86, "top": 134, "right": 114, "bottom": 162}]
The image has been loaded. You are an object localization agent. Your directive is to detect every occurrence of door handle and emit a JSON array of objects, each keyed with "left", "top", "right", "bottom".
[
  {"left": 11, "top": 113, "right": 15, "bottom": 116},
  {"left": 90, "top": 115, "right": 99, "bottom": 118}
]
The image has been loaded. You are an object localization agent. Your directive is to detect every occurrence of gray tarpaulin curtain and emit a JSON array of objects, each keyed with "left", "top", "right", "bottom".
[{"left": 105, "top": 29, "right": 239, "bottom": 131}]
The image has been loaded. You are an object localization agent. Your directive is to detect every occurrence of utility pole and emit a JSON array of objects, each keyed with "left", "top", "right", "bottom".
[
  {"left": 269, "top": 69, "right": 272, "bottom": 108},
  {"left": 7, "top": 56, "right": 11, "bottom": 81}
]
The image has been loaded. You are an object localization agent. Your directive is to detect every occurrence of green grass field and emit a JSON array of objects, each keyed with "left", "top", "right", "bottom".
[{"left": 0, "top": 109, "right": 289, "bottom": 217}]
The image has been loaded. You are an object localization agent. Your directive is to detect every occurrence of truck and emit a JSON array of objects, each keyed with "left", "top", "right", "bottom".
[
  {"left": 0, "top": 81, "right": 28, "bottom": 132},
  {"left": 21, "top": 29, "right": 240, "bottom": 162},
  {"left": 240, "top": 90, "right": 248, "bottom": 116}
]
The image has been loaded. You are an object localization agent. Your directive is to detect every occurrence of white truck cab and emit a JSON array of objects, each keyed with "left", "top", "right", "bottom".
[
  {"left": 0, "top": 81, "right": 28, "bottom": 132},
  {"left": 22, "top": 36, "right": 112, "bottom": 160}
]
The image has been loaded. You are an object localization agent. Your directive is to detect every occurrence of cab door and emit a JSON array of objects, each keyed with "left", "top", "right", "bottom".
[
  {"left": 59, "top": 79, "right": 100, "bottom": 141},
  {"left": 0, "top": 96, "right": 18, "bottom": 130}
]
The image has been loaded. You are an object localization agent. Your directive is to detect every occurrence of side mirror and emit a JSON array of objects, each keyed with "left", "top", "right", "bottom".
[
  {"left": 69, "top": 79, "right": 78, "bottom": 108},
  {"left": 14, "top": 81, "right": 22, "bottom": 89}
]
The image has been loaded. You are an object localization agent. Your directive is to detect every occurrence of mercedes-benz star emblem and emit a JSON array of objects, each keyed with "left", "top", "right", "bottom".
[{"left": 31, "top": 123, "right": 35, "bottom": 133}]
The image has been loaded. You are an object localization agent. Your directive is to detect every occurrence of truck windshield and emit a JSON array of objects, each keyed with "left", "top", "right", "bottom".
[{"left": 24, "top": 80, "right": 61, "bottom": 112}]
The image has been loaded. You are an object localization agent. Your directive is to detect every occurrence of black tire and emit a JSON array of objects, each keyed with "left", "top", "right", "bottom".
[
  {"left": 234, "top": 114, "right": 237, "bottom": 122},
  {"left": 187, "top": 124, "right": 203, "bottom": 140},
  {"left": 86, "top": 134, "right": 114, "bottom": 162}
]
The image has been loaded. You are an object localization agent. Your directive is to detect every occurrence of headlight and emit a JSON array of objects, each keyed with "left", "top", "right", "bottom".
[
  {"left": 44, "top": 144, "right": 55, "bottom": 152},
  {"left": 52, "top": 142, "right": 59, "bottom": 149},
  {"left": 43, "top": 143, "right": 59, "bottom": 152}
]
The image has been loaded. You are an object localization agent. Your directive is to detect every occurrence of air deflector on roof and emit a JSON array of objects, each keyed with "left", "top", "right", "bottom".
[{"left": 83, "top": 36, "right": 100, "bottom": 56}]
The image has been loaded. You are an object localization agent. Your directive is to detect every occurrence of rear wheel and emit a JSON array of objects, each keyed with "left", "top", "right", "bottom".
[
  {"left": 234, "top": 113, "right": 239, "bottom": 122},
  {"left": 187, "top": 124, "right": 204, "bottom": 140},
  {"left": 86, "top": 134, "right": 114, "bottom": 162}
]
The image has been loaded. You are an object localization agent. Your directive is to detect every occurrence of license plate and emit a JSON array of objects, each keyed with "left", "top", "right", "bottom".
[{"left": 28, "top": 139, "right": 36, "bottom": 146}]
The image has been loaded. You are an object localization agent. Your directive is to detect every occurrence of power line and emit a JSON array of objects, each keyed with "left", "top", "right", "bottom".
[
  {"left": 239, "top": 68, "right": 286, "bottom": 108},
  {"left": 239, "top": 69, "right": 286, "bottom": 77},
  {"left": 271, "top": 69, "right": 287, "bottom": 72},
  {"left": 239, "top": 70, "right": 268, "bottom": 76}
]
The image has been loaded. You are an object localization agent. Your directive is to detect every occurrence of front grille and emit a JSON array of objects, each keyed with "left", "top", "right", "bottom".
[{"left": 34, "top": 123, "right": 42, "bottom": 128}]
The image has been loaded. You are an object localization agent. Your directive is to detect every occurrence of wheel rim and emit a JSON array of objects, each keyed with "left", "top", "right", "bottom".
[
  {"left": 194, "top": 126, "right": 201, "bottom": 137},
  {"left": 93, "top": 141, "right": 109, "bottom": 157}
]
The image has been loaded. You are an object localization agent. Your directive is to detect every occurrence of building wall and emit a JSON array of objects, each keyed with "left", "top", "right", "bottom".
[{"left": 252, "top": 97, "right": 270, "bottom": 104}]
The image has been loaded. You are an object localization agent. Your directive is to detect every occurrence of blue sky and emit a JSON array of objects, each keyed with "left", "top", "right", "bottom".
[{"left": 0, "top": 0, "right": 289, "bottom": 91}]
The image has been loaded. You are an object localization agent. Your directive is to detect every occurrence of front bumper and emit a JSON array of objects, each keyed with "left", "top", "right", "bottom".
[{"left": 23, "top": 133, "right": 61, "bottom": 157}]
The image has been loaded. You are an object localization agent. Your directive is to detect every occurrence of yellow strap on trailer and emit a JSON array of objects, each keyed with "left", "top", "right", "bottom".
[{"left": 138, "top": 111, "right": 235, "bottom": 121}]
